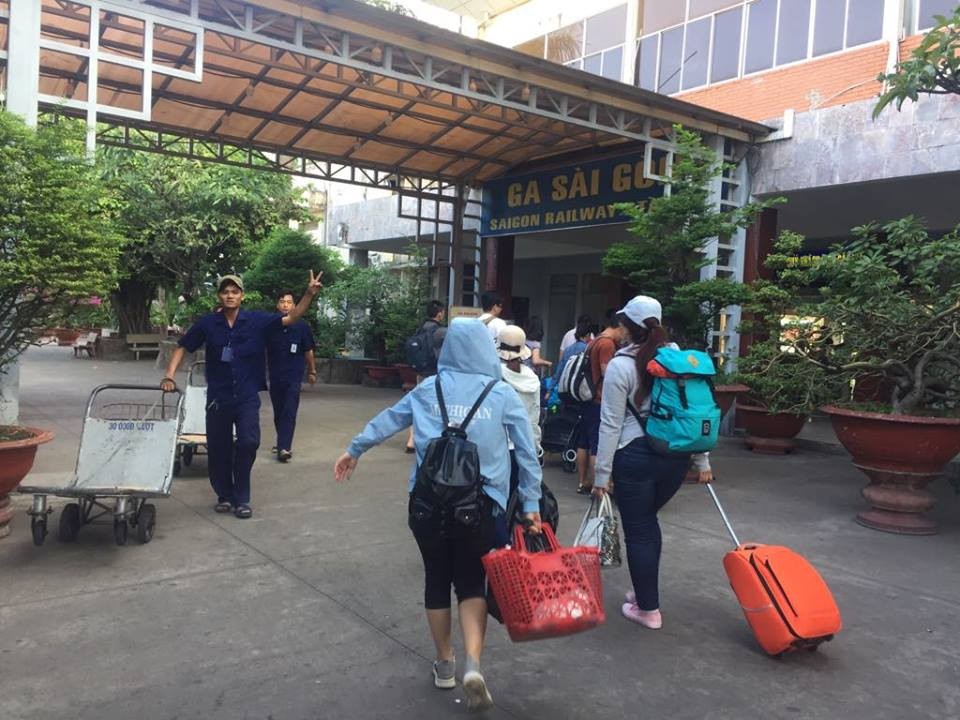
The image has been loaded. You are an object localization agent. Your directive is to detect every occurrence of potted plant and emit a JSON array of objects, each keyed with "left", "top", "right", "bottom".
[
  {"left": 776, "top": 218, "right": 960, "bottom": 535},
  {"left": 0, "top": 111, "right": 120, "bottom": 538},
  {"left": 731, "top": 340, "right": 835, "bottom": 454}
]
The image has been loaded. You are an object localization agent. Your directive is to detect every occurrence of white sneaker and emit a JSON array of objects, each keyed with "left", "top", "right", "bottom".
[
  {"left": 432, "top": 659, "right": 456, "bottom": 690},
  {"left": 463, "top": 670, "right": 494, "bottom": 711}
]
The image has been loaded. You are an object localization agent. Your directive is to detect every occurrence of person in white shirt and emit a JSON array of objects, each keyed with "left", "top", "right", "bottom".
[
  {"left": 558, "top": 314, "right": 595, "bottom": 361},
  {"left": 478, "top": 291, "right": 507, "bottom": 343}
]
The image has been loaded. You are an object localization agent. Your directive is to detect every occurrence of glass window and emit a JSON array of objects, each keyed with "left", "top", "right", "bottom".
[
  {"left": 638, "top": 35, "right": 659, "bottom": 90},
  {"left": 777, "top": 0, "right": 811, "bottom": 65},
  {"left": 547, "top": 23, "right": 583, "bottom": 63},
  {"left": 846, "top": 0, "right": 884, "bottom": 47},
  {"left": 812, "top": 0, "right": 845, "bottom": 55},
  {"left": 583, "top": 52, "right": 603, "bottom": 75},
  {"left": 689, "top": 0, "right": 744, "bottom": 20},
  {"left": 682, "top": 16, "right": 712, "bottom": 90},
  {"left": 744, "top": 0, "right": 776, "bottom": 74},
  {"left": 585, "top": 5, "right": 627, "bottom": 55},
  {"left": 642, "top": 3, "right": 685, "bottom": 34},
  {"left": 514, "top": 35, "right": 545, "bottom": 59},
  {"left": 658, "top": 25, "right": 684, "bottom": 94},
  {"left": 918, "top": 0, "right": 956, "bottom": 31},
  {"left": 602, "top": 46, "right": 624, "bottom": 80},
  {"left": 711, "top": 6, "right": 743, "bottom": 82}
]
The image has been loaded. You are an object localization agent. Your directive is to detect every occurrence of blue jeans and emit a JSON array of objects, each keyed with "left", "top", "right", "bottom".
[
  {"left": 269, "top": 380, "right": 302, "bottom": 452},
  {"left": 206, "top": 395, "right": 261, "bottom": 506},
  {"left": 612, "top": 436, "right": 689, "bottom": 611}
]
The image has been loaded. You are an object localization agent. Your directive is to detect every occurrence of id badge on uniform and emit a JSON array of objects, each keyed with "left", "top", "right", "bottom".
[
  {"left": 221, "top": 345, "right": 233, "bottom": 362},
  {"left": 290, "top": 343, "right": 298, "bottom": 354}
]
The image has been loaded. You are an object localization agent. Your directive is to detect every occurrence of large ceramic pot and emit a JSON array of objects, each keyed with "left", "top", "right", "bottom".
[
  {"left": 0, "top": 426, "right": 55, "bottom": 539},
  {"left": 823, "top": 406, "right": 960, "bottom": 536},
  {"left": 394, "top": 364, "right": 419, "bottom": 391},
  {"left": 738, "top": 404, "right": 807, "bottom": 454},
  {"left": 364, "top": 365, "right": 400, "bottom": 387},
  {"left": 715, "top": 384, "right": 749, "bottom": 415}
]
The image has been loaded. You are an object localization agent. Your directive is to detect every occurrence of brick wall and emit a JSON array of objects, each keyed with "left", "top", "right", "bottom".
[
  {"left": 899, "top": 34, "right": 925, "bottom": 62},
  {"left": 676, "top": 43, "right": 889, "bottom": 123}
]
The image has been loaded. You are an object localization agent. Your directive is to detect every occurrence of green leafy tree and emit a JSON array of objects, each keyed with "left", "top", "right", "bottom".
[
  {"left": 769, "top": 218, "right": 960, "bottom": 415},
  {"left": 0, "top": 111, "right": 120, "bottom": 375},
  {"left": 100, "top": 148, "right": 305, "bottom": 335},
  {"left": 604, "top": 126, "right": 776, "bottom": 349},
  {"left": 362, "top": 0, "right": 414, "bottom": 16},
  {"left": 874, "top": 7, "right": 960, "bottom": 118},
  {"left": 244, "top": 228, "right": 344, "bottom": 305}
]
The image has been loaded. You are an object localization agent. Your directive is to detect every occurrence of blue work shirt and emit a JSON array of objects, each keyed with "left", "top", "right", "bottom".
[
  {"left": 266, "top": 320, "right": 315, "bottom": 384},
  {"left": 178, "top": 309, "right": 283, "bottom": 402}
]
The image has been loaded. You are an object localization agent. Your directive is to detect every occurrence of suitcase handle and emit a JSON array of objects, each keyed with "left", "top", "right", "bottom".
[{"left": 705, "top": 482, "right": 741, "bottom": 548}]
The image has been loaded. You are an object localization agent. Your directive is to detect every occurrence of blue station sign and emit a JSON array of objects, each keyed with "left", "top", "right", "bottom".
[{"left": 480, "top": 148, "right": 667, "bottom": 237}]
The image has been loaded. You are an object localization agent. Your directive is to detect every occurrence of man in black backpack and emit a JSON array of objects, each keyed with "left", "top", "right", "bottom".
[{"left": 406, "top": 300, "right": 446, "bottom": 452}]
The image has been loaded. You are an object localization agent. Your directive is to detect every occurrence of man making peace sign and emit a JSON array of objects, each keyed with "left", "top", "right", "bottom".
[{"left": 161, "top": 271, "right": 323, "bottom": 519}]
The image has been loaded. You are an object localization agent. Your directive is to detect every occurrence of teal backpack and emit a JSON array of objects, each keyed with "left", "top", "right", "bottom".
[{"left": 627, "top": 347, "right": 721, "bottom": 455}]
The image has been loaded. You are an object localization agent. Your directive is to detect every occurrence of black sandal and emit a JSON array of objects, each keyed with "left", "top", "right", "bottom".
[
  {"left": 214, "top": 501, "right": 232, "bottom": 513},
  {"left": 234, "top": 505, "right": 252, "bottom": 519},
  {"left": 576, "top": 485, "right": 593, "bottom": 495}
]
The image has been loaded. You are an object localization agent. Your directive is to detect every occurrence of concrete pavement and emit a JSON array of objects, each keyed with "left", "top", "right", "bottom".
[{"left": 1, "top": 345, "right": 959, "bottom": 720}]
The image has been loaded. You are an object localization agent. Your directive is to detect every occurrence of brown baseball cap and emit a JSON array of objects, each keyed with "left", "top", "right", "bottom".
[{"left": 217, "top": 274, "right": 244, "bottom": 292}]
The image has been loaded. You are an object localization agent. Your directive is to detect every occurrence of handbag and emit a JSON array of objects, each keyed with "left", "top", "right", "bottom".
[
  {"left": 482, "top": 524, "right": 605, "bottom": 642},
  {"left": 573, "top": 493, "right": 622, "bottom": 568}
]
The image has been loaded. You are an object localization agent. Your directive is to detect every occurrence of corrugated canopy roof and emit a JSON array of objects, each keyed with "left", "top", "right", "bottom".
[{"left": 26, "top": 0, "right": 770, "bottom": 187}]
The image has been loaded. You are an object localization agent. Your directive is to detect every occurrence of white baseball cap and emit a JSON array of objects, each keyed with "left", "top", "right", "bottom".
[
  {"left": 618, "top": 295, "right": 662, "bottom": 326},
  {"left": 497, "top": 325, "right": 532, "bottom": 361}
]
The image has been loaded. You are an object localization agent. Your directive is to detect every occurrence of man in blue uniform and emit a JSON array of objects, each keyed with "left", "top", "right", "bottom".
[
  {"left": 266, "top": 290, "right": 317, "bottom": 463},
  {"left": 160, "top": 272, "right": 322, "bottom": 519}
]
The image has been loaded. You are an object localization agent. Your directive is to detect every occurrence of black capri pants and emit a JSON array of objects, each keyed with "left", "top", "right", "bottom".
[{"left": 409, "top": 495, "right": 498, "bottom": 610}]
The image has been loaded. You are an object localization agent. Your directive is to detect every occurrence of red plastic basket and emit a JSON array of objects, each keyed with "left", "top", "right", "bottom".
[{"left": 482, "top": 524, "right": 605, "bottom": 642}]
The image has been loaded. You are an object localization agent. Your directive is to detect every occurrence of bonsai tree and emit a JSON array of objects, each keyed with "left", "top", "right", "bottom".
[
  {"left": 0, "top": 112, "right": 120, "bottom": 380},
  {"left": 875, "top": 7, "right": 960, "bottom": 118},
  {"left": 604, "top": 126, "right": 776, "bottom": 352},
  {"left": 770, "top": 218, "right": 960, "bottom": 416}
]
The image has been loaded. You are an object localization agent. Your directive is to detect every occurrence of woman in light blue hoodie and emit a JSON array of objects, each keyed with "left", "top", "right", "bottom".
[{"left": 334, "top": 318, "right": 542, "bottom": 711}]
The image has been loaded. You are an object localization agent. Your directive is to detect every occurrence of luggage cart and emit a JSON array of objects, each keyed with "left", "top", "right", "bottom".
[
  {"left": 20, "top": 384, "right": 183, "bottom": 546},
  {"left": 174, "top": 361, "right": 207, "bottom": 476}
]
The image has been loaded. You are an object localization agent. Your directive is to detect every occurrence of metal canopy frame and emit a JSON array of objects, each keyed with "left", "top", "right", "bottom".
[{"left": 1, "top": 0, "right": 769, "bottom": 194}]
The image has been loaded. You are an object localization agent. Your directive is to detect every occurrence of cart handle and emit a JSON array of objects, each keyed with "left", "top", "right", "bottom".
[
  {"left": 187, "top": 361, "right": 206, "bottom": 385},
  {"left": 85, "top": 384, "right": 183, "bottom": 421}
]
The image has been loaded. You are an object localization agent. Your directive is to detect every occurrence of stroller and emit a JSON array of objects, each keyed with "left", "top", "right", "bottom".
[{"left": 540, "top": 400, "right": 581, "bottom": 474}]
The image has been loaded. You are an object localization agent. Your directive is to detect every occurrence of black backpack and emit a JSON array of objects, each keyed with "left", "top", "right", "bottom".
[
  {"left": 404, "top": 321, "right": 438, "bottom": 373},
  {"left": 411, "top": 377, "right": 498, "bottom": 528}
]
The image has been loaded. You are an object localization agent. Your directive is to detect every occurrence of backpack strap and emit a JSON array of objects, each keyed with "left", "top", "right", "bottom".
[
  {"left": 461, "top": 380, "right": 499, "bottom": 431},
  {"left": 436, "top": 377, "right": 498, "bottom": 430}
]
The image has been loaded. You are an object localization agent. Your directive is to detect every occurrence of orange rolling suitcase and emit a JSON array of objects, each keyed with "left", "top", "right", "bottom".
[{"left": 707, "top": 484, "right": 842, "bottom": 657}]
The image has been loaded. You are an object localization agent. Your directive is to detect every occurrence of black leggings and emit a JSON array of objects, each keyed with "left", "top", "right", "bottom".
[{"left": 410, "top": 496, "right": 497, "bottom": 610}]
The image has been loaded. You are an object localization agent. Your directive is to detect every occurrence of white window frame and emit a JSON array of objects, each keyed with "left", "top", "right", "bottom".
[
  {"left": 535, "top": 6, "right": 629, "bottom": 81},
  {"left": 637, "top": 0, "right": 888, "bottom": 95},
  {"left": 913, "top": 0, "right": 956, "bottom": 33}
]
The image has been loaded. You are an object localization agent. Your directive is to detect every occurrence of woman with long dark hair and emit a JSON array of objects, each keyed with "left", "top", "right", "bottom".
[{"left": 593, "top": 296, "right": 712, "bottom": 629}]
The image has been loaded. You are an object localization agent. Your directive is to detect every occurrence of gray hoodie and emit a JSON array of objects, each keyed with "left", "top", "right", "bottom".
[{"left": 347, "top": 318, "right": 542, "bottom": 513}]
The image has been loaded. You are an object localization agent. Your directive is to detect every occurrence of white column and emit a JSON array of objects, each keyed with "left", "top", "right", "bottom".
[
  {"left": 6, "top": 0, "right": 41, "bottom": 125},
  {"left": 623, "top": 0, "right": 642, "bottom": 84},
  {"left": 2, "top": 0, "right": 42, "bottom": 424},
  {"left": 882, "top": 0, "right": 906, "bottom": 75}
]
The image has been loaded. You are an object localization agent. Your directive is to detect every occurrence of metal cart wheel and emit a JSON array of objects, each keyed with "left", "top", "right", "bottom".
[
  {"left": 562, "top": 448, "right": 578, "bottom": 474},
  {"left": 136, "top": 504, "right": 157, "bottom": 544},
  {"left": 182, "top": 445, "right": 194, "bottom": 467},
  {"left": 58, "top": 503, "right": 81, "bottom": 542},
  {"left": 113, "top": 518, "right": 128, "bottom": 546},
  {"left": 31, "top": 517, "right": 47, "bottom": 546}
]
